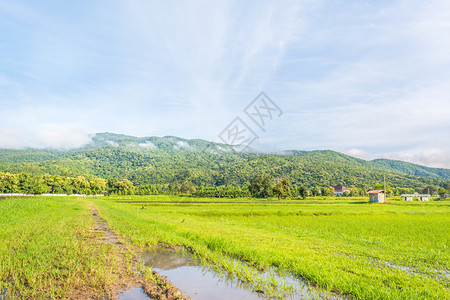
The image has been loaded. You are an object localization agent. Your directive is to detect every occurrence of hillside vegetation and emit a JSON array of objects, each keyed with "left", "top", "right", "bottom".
[
  {"left": 0, "top": 133, "right": 448, "bottom": 191},
  {"left": 372, "top": 158, "right": 450, "bottom": 180}
]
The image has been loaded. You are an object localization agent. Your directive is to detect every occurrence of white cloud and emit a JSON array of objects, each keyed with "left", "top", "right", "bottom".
[
  {"left": 0, "top": 128, "right": 92, "bottom": 149},
  {"left": 346, "top": 148, "right": 450, "bottom": 169},
  {"left": 174, "top": 141, "right": 190, "bottom": 150},
  {"left": 346, "top": 149, "right": 376, "bottom": 161},
  {"left": 105, "top": 140, "right": 118, "bottom": 147},
  {"left": 138, "top": 141, "right": 156, "bottom": 149},
  {"left": 215, "top": 145, "right": 230, "bottom": 153}
]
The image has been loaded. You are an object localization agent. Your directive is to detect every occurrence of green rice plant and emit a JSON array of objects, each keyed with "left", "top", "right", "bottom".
[
  {"left": 92, "top": 195, "right": 450, "bottom": 299},
  {"left": 0, "top": 197, "right": 120, "bottom": 299}
]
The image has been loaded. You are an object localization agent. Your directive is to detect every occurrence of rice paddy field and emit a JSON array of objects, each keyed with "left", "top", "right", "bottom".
[
  {"left": 1, "top": 195, "right": 449, "bottom": 299},
  {"left": 0, "top": 197, "right": 119, "bottom": 299}
]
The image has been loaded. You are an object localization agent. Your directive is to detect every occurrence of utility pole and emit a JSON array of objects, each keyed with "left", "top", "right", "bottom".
[{"left": 384, "top": 175, "right": 386, "bottom": 201}]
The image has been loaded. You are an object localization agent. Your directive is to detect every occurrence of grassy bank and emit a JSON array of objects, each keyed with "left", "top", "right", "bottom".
[
  {"left": 0, "top": 197, "right": 117, "bottom": 299},
  {"left": 93, "top": 195, "right": 450, "bottom": 299}
]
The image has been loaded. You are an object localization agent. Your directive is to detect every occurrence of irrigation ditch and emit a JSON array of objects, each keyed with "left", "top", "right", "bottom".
[{"left": 90, "top": 203, "right": 188, "bottom": 300}]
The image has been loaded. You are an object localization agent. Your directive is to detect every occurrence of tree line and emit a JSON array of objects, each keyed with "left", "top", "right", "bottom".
[
  {"left": 1, "top": 171, "right": 448, "bottom": 198},
  {"left": 0, "top": 172, "right": 109, "bottom": 195}
]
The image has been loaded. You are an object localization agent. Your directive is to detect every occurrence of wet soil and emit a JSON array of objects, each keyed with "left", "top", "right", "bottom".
[{"left": 83, "top": 204, "right": 189, "bottom": 300}]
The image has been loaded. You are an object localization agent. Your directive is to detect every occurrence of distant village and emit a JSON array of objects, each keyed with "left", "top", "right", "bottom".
[{"left": 333, "top": 185, "right": 449, "bottom": 203}]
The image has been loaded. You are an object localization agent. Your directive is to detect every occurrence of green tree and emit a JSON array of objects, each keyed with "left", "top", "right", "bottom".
[
  {"left": 180, "top": 181, "right": 196, "bottom": 194},
  {"left": 272, "top": 178, "right": 292, "bottom": 200},
  {"left": 310, "top": 186, "right": 320, "bottom": 197},
  {"left": 17, "top": 173, "right": 49, "bottom": 194},
  {"left": 443, "top": 182, "right": 450, "bottom": 192},
  {"left": 374, "top": 182, "right": 393, "bottom": 195},
  {"left": 291, "top": 184, "right": 299, "bottom": 197},
  {"left": 0, "top": 172, "right": 18, "bottom": 193},
  {"left": 349, "top": 185, "right": 359, "bottom": 197},
  {"left": 63, "top": 177, "right": 74, "bottom": 194},
  {"left": 72, "top": 176, "right": 90, "bottom": 194},
  {"left": 115, "top": 179, "right": 135, "bottom": 195},
  {"left": 421, "top": 185, "right": 438, "bottom": 195},
  {"left": 438, "top": 188, "right": 447, "bottom": 196},
  {"left": 43, "top": 175, "right": 66, "bottom": 194},
  {"left": 321, "top": 186, "right": 335, "bottom": 197},
  {"left": 90, "top": 178, "right": 107, "bottom": 194},
  {"left": 107, "top": 178, "right": 118, "bottom": 193},
  {"left": 248, "top": 174, "right": 274, "bottom": 198},
  {"left": 298, "top": 185, "right": 308, "bottom": 199}
]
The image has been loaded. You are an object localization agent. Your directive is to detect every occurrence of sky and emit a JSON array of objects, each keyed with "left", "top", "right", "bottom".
[{"left": 0, "top": 0, "right": 449, "bottom": 168}]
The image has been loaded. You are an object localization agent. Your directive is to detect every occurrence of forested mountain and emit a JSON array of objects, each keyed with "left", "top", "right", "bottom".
[
  {"left": 371, "top": 159, "right": 450, "bottom": 180},
  {"left": 0, "top": 133, "right": 448, "bottom": 189}
]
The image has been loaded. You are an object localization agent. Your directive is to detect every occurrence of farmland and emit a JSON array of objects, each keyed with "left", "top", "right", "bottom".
[
  {"left": 1, "top": 195, "right": 449, "bottom": 299},
  {"left": 0, "top": 196, "right": 118, "bottom": 299}
]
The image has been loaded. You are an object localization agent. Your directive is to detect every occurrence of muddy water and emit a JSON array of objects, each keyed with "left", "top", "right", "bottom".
[
  {"left": 379, "top": 260, "right": 450, "bottom": 281},
  {"left": 141, "top": 247, "right": 261, "bottom": 300},
  {"left": 117, "top": 287, "right": 151, "bottom": 300},
  {"left": 141, "top": 247, "right": 342, "bottom": 299}
]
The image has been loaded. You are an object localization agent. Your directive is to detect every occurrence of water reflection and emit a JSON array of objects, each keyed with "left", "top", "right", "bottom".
[
  {"left": 142, "top": 247, "right": 263, "bottom": 300},
  {"left": 117, "top": 287, "right": 152, "bottom": 300},
  {"left": 141, "top": 247, "right": 344, "bottom": 300},
  {"left": 141, "top": 247, "right": 198, "bottom": 269}
]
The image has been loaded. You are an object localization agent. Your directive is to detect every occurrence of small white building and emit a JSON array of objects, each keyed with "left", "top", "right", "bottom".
[
  {"left": 368, "top": 190, "right": 386, "bottom": 203},
  {"left": 401, "top": 193, "right": 431, "bottom": 201},
  {"left": 418, "top": 194, "right": 430, "bottom": 201},
  {"left": 401, "top": 194, "right": 413, "bottom": 201}
]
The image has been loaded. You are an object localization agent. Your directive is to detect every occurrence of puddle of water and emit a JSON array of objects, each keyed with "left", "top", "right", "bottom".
[
  {"left": 141, "top": 247, "right": 342, "bottom": 299},
  {"left": 382, "top": 261, "right": 417, "bottom": 275},
  {"left": 379, "top": 260, "right": 450, "bottom": 281},
  {"left": 117, "top": 287, "right": 152, "bottom": 300},
  {"left": 437, "top": 269, "right": 450, "bottom": 279},
  {"left": 142, "top": 248, "right": 261, "bottom": 300}
]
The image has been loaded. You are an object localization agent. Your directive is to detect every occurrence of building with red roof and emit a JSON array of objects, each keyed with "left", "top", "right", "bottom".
[{"left": 333, "top": 185, "right": 351, "bottom": 196}]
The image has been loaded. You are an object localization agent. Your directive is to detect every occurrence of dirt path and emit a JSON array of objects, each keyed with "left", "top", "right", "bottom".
[{"left": 88, "top": 203, "right": 189, "bottom": 300}]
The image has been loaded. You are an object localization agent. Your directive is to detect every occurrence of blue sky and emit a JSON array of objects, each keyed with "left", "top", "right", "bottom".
[{"left": 1, "top": 0, "right": 449, "bottom": 168}]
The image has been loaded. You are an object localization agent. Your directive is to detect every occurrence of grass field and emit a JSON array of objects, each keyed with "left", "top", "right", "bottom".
[
  {"left": 1, "top": 195, "right": 449, "bottom": 299},
  {"left": 0, "top": 197, "right": 120, "bottom": 299},
  {"left": 94, "top": 195, "right": 450, "bottom": 299}
]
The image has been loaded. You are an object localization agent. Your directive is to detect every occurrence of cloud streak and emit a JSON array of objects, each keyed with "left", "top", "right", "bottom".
[
  {"left": 347, "top": 148, "right": 450, "bottom": 169},
  {"left": 0, "top": 128, "right": 92, "bottom": 149}
]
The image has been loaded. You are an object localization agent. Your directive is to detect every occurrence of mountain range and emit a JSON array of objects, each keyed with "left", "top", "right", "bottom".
[{"left": 0, "top": 132, "right": 448, "bottom": 189}]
